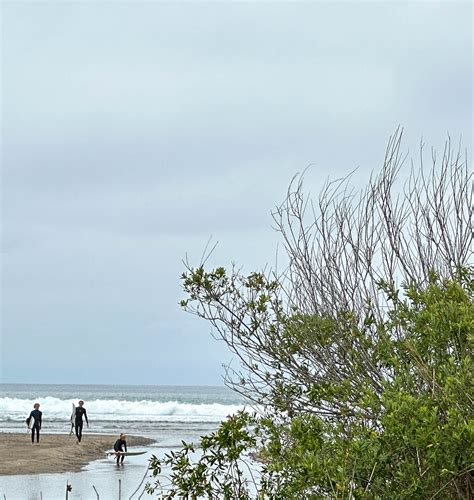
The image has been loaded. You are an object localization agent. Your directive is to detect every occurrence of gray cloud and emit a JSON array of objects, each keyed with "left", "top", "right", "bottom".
[{"left": 1, "top": 1, "right": 471, "bottom": 384}]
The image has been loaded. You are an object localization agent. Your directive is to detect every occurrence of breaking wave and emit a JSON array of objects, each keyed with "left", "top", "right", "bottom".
[{"left": 0, "top": 397, "right": 244, "bottom": 423}]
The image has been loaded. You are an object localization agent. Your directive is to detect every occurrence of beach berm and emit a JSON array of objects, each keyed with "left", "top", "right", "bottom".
[{"left": 0, "top": 433, "right": 154, "bottom": 475}]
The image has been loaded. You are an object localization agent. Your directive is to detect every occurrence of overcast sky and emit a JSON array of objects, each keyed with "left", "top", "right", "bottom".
[{"left": 1, "top": 1, "right": 472, "bottom": 385}]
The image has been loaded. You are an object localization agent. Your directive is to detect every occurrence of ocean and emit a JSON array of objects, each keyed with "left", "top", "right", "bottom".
[{"left": 0, "top": 383, "right": 247, "bottom": 499}]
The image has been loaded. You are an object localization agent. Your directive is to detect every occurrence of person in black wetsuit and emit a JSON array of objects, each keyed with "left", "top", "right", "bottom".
[
  {"left": 75, "top": 400, "right": 89, "bottom": 443},
  {"left": 28, "top": 403, "right": 42, "bottom": 444},
  {"left": 113, "top": 433, "right": 127, "bottom": 465}
]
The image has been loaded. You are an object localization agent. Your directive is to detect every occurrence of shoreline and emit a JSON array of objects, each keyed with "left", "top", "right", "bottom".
[{"left": 0, "top": 432, "right": 155, "bottom": 476}]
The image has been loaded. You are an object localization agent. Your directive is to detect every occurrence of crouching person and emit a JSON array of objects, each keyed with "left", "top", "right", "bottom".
[{"left": 114, "top": 433, "right": 127, "bottom": 465}]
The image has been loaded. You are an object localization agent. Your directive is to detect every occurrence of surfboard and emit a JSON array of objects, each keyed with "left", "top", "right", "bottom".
[
  {"left": 27, "top": 415, "right": 35, "bottom": 431},
  {"left": 69, "top": 403, "right": 75, "bottom": 436},
  {"left": 107, "top": 451, "right": 147, "bottom": 457}
]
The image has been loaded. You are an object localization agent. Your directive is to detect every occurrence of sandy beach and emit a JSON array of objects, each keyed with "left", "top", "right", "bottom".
[{"left": 0, "top": 433, "right": 155, "bottom": 476}]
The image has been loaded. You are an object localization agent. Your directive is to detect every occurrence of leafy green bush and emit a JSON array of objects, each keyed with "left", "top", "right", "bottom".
[
  {"left": 149, "top": 133, "right": 472, "bottom": 498},
  {"left": 149, "top": 272, "right": 473, "bottom": 498}
]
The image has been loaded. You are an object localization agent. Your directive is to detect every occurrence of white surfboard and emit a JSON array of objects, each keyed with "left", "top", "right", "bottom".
[
  {"left": 27, "top": 415, "right": 35, "bottom": 431},
  {"left": 107, "top": 451, "right": 147, "bottom": 457},
  {"left": 69, "top": 403, "right": 75, "bottom": 435}
]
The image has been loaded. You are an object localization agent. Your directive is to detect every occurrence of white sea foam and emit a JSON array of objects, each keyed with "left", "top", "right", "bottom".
[{"left": 0, "top": 397, "right": 244, "bottom": 423}]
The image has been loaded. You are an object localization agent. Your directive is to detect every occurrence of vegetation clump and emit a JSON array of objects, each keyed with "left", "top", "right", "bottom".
[{"left": 148, "top": 130, "right": 473, "bottom": 498}]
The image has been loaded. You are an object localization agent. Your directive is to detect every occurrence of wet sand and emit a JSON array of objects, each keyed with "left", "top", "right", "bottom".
[{"left": 0, "top": 433, "right": 155, "bottom": 475}]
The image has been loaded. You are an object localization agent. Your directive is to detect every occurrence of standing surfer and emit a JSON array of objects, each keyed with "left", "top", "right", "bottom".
[
  {"left": 74, "top": 400, "right": 89, "bottom": 443},
  {"left": 113, "top": 433, "right": 128, "bottom": 465},
  {"left": 27, "top": 403, "right": 42, "bottom": 444}
]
